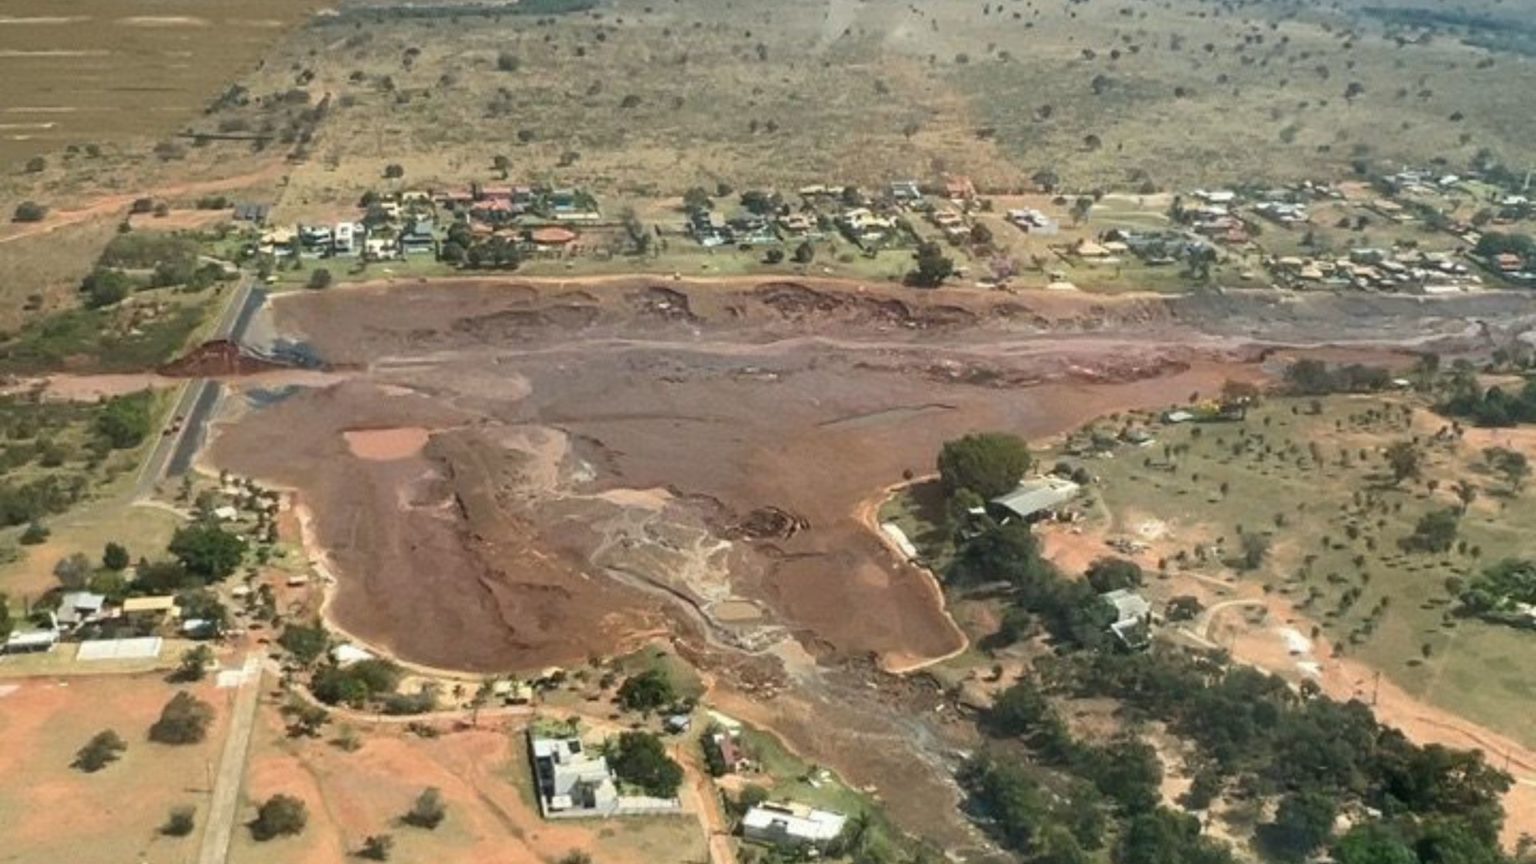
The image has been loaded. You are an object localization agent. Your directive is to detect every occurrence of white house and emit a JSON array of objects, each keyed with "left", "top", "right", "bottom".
[{"left": 742, "top": 801, "right": 847, "bottom": 849}]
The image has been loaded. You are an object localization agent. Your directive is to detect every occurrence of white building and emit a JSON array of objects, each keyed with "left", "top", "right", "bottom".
[
  {"left": 742, "top": 802, "right": 847, "bottom": 849},
  {"left": 530, "top": 735, "right": 619, "bottom": 816},
  {"left": 333, "top": 222, "right": 362, "bottom": 256}
]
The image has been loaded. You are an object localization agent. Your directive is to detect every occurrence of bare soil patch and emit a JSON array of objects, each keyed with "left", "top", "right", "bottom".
[
  {"left": 343, "top": 426, "right": 431, "bottom": 461},
  {"left": 0, "top": 672, "right": 232, "bottom": 864}
]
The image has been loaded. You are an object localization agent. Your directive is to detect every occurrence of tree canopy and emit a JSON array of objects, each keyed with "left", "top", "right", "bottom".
[
  {"left": 938, "top": 432, "right": 1033, "bottom": 500},
  {"left": 168, "top": 522, "right": 246, "bottom": 580},
  {"left": 608, "top": 731, "right": 684, "bottom": 797}
]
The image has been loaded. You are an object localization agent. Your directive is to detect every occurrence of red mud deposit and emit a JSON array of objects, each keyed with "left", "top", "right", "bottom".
[{"left": 208, "top": 277, "right": 1262, "bottom": 674}]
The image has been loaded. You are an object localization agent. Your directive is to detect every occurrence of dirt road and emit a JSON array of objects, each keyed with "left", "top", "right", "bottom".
[
  {"left": 195, "top": 652, "right": 263, "bottom": 864},
  {"left": 0, "top": 164, "right": 288, "bottom": 247}
]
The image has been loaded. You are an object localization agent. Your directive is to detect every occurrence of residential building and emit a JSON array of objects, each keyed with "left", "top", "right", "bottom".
[
  {"left": 889, "top": 180, "right": 922, "bottom": 203},
  {"left": 399, "top": 219, "right": 436, "bottom": 255},
  {"left": 742, "top": 801, "right": 847, "bottom": 850},
  {"left": 55, "top": 592, "right": 108, "bottom": 629},
  {"left": 121, "top": 595, "right": 178, "bottom": 621},
  {"left": 530, "top": 734, "right": 620, "bottom": 817},
  {"left": 333, "top": 222, "right": 362, "bottom": 256},
  {"left": 1103, "top": 588, "right": 1153, "bottom": 649}
]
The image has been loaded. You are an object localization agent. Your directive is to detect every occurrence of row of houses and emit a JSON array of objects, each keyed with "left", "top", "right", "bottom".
[
  {"left": 3, "top": 593, "right": 184, "bottom": 655},
  {"left": 260, "top": 219, "right": 437, "bottom": 261},
  {"left": 1270, "top": 248, "right": 1483, "bottom": 293}
]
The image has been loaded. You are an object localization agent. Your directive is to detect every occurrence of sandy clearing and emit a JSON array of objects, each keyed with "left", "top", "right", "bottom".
[{"left": 342, "top": 426, "right": 431, "bottom": 461}]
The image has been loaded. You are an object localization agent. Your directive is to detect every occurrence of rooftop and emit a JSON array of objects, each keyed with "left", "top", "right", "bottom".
[
  {"left": 990, "top": 477, "right": 1081, "bottom": 521},
  {"left": 743, "top": 801, "right": 847, "bottom": 843}
]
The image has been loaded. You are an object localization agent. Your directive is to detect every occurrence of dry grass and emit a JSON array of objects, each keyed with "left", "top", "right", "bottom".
[
  {"left": 195, "top": 0, "right": 1536, "bottom": 215},
  {"left": 0, "top": 672, "right": 233, "bottom": 864}
]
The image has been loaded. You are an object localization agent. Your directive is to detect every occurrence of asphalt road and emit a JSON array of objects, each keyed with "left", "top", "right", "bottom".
[
  {"left": 131, "top": 277, "right": 257, "bottom": 501},
  {"left": 195, "top": 653, "right": 263, "bottom": 864}
]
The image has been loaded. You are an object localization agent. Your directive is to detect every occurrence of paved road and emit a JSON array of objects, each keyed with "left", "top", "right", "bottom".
[
  {"left": 130, "top": 277, "right": 256, "bottom": 501},
  {"left": 131, "top": 380, "right": 210, "bottom": 500},
  {"left": 196, "top": 652, "right": 263, "bottom": 864}
]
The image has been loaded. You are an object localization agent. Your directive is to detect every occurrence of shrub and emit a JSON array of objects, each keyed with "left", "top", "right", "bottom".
[
  {"left": 359, "top": 834, "right": 395, "bottom": 860},
  {"left": 608, "top": 731, "right": 684, "bottom": 797},
  {"left": 162, "top": 805, "right": 197, "bottom": 837},
  {"left": 13, "top": 201, "right": 47, "bottom": 223},
  {"left": 617, "top": 668, "right": 675, "bottom": 712},
  {"left": 168, "top": 522, "right": 246, "bottom": 580},
  {"left": 250, "top": 794, "right": 308, "bottom": 841},
  {"left": 95, "top": 392, "right": 153, "bottom": 449},
  {"left": 403, "top": 787, "right": 447, "bottom": 829},
  {"left": 306, "top": 268, "right": 333, "bottom": 290},
  {"left": 149, "top": 691, "right": 215, "bottom": 744},
  {"left": 278, "top": 620, "right": 330, "bottom": 666},
  {"left": 73, "top": 729, "right": 127, "bottom": 772},
  {"left": 172, "top": 645, "right": 215, "bottom": 683},
  {"left": 102, "top": 541, "right": 130, "bottom": 570}
]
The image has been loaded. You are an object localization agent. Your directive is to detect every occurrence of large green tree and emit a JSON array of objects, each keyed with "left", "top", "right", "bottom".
[
  {"left": 938, "top": 432, "right": 1033, "bottom": 500},
  {"left": 168, "top": 523, "right": 247, "bottom": 580},
  {"left": 608, "top": 732, "right": 684, "bottom": 797}
]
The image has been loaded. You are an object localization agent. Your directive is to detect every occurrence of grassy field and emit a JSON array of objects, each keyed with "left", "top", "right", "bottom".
[{"left": 1043, "top": 392, "right": 1536, "bottom": 747}]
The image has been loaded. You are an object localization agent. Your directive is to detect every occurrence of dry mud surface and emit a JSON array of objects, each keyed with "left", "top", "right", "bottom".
[{"left": 212, "top": 277, "right": 1258, "bottom": 672}]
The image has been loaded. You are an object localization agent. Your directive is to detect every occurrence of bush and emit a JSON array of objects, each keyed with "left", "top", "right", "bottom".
[
  {"left": 278, "top": 620, "right": 330, "bottom": 666},
  {"left": 617, "top": 668, "right": 675, "bottom": 713},
  {"left": 162, "top": 805, "right": 197, "bottom": 837},
  {"left": 306, "top": 268, "right": 333, "bottom": 290},
  {"left": 359, "top": 834, "right": 395, "bottom": 860},
  {"left": 19, "top": 521, "right": 49, "bottom": 545},
  {"left": 172, "top": 645, "right": 215, "bottom": 683},
  {"left": 311, "top": 658, "right": 403, "bottom": 707},
  {"left": 149, "top": 691, "right": 215, "bottom": 744},
  {"left": 102, "top": 541, "right": 130, "bottom": 570},
  {"left": 81, "top": 268, "right": 134, "bottom": 309},
  {"left": 403, "top": 787, "right": 447, "bottom": 829},
  {"left": 95, "top": 392, "right": 153, "bottom": 449},
  {"left": 1085, "top": 557, "right": 1143, "bottom": 593},
  {"left": 250, "top": 794, "right": 308, "bottom": 841},
  {"left": 73, "top": 729, "right": 127, "bottom": 772},
  {"left": 13, "top": 201, "right": 47, "bottom": 223}
]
